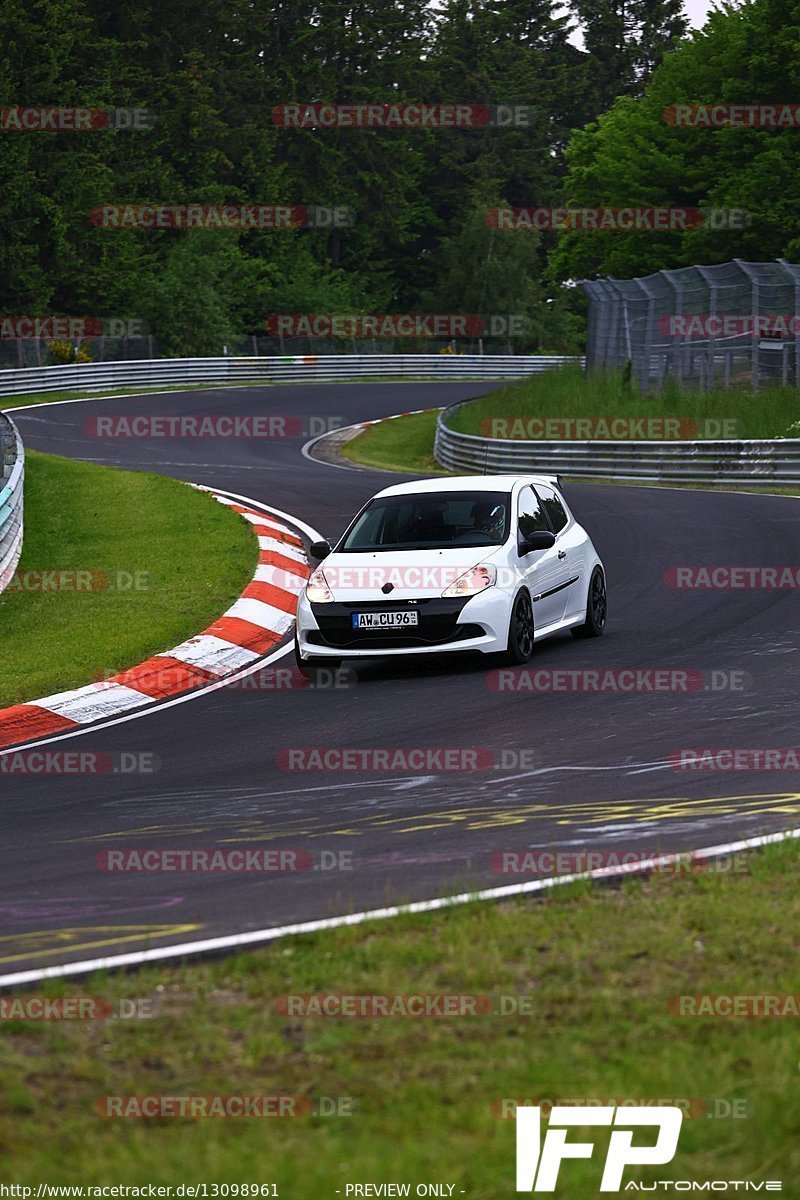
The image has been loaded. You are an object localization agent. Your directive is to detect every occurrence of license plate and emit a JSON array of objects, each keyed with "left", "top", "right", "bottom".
[{"left": 351, "top": 610, "right": 419, "bottom": 630}]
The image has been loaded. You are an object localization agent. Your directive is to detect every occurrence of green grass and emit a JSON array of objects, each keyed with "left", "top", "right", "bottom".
[
  {"left": 447, "top": 365, "right": 800, "bottom": 441},
  {"left": 340, "top": 408, "right": 449, "bottom": 473},
  {"left": 0, "top": 450, "right": 257, "bottom": 705},
  {"left": 1, "top": 840, "right": 798, "bottom": 1192}
]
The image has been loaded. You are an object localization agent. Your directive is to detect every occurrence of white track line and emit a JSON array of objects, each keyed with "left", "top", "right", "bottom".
[
  {"left": 300, "top": 410, "right": 433, "bottom": 473},
  {"left": 2, "top": 826, "right": 798, "bottom": 987},
  {"left": 5, "top": 387, "right": 242, "bottom": 414},
  {"left": 301, "top": 425, "right": 371, "bottom": 471}
]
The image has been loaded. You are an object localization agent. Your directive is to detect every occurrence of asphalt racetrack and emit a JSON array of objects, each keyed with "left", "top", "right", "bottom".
[{"left": 3, "top": 382, "right": 800, "bottom": 977}]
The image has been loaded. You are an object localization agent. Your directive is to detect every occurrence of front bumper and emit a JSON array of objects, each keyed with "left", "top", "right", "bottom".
[{"left": 295, "top": 589, "right": 511, "bottom": 658}]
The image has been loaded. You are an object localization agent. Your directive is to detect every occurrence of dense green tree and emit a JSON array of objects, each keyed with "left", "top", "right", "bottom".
[
  {"left": 0, "top": 0, "right": 117, "bottom": 310},
  {"left": 422, "top": 191, "right": 562, "bottom": 348},
  {"left": 575, "top": 0, "right": 688, "bottom": 111},
  {"left": 0, "top": 0, "right": 720, "bottom": 352},
  {"left": 552, "top": 0, "right": 800, "bottom": 282}
]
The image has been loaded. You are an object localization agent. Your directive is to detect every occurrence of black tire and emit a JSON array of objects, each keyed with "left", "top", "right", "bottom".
[
  {"left": 504, "top": 589, "right": 536, "bottom": 664},
  {"left": 294, "top": 634, "right": 341, "bottom": 676},
  {"left": 571, "top": 567, "right": 607, "bottom": 639}
]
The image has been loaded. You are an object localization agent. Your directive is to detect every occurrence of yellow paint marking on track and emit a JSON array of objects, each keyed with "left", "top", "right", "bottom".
[
  {"left": 306, "top": 794, "right": 800, "bottom": 834},
  {"left": 64, "top": 824, "right": 221, "bottom": 843},
  {"left": 60, "top": 792, "right": 800, "bottom": 844},
  {"left": 0, "top": 924, "right": 201, "bottom": 964}
]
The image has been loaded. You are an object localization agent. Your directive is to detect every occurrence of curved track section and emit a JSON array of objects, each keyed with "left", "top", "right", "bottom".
[{"left": 3, "top": 382, "right": 800, "bottom": 977}]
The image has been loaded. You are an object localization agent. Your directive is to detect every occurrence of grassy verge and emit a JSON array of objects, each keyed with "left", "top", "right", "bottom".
[
  {"left": 1, "top": 840, "right": 798, "bottom": 1191},
  {"left": 342, "top": 410, "right": 800, "bottom": 492},
  {"left": 339, "top": 382, "right": 800, "bottom": 493},
  {"left": 340, "top": 409, "right": 449, "bottom": 474},
  {"left": 0, "top": 450, "right": 257, "bottom": 706},
  {"left": 447, "top": 365, "right": 800, "bottom": 440}
]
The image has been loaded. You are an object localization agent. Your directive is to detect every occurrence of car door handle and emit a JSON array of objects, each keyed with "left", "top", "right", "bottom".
[{"left": 557, "top": 550, "right": 567, "bottom": 559}]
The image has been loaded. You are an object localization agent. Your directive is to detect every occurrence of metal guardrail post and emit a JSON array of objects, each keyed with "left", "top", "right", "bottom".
[
  {"left": 662, "top": 270, "right": 685, "bottom": 384},
  {"left": 695, "top": 265, "right": 717, "bottom": 389},
  {"left": 733, "top": 261, "right": 760, "bottom": 389},
  {"left": 581, "top": 281, "right": 603, "bottom": 371},
  {"left": 635, "top": 276, "right": 659, "bottom": 391},
  {"left": 778, "top": 259, "right": 800, "bottom": 390}
]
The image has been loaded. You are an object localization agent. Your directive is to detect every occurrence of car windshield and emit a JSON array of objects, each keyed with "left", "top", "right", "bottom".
[{"left": 340, "top": 491, "right": 511, "bottom": 552}]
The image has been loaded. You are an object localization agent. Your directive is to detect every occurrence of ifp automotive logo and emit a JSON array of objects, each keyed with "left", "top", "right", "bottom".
[
  {"left": 515, "top": 1104, "right": 782, "bottom": 1192},
  {"left": 516, "top": 1104, "right": 683, "bottom": 1192}
]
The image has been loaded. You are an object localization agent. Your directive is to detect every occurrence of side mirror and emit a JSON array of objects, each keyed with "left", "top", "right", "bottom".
[
  {"left": 309, "top": 539, "right": 332, "bottom": 559},
  {"left": 519, "top": 530, "right": 555, "bottom": 556}
]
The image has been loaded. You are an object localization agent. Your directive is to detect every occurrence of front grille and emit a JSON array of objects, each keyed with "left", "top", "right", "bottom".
[
  {"left": 307, "top": 623, "right": 484, "bottom": 651},
  {"left": 309, "top": 598, "right": 478, "bottom": 650}
]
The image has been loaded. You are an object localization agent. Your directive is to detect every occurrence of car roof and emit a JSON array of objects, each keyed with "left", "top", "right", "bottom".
[{"left": 373, "top": 475, "right": 549, "bottom": 499}]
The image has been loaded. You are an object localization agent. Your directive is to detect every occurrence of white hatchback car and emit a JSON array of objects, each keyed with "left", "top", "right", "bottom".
[{"left": 294, "top": 474, "right": 606, "bottom": 668}]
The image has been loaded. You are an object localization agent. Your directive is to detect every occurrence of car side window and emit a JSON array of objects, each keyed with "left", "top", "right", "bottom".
[
  {"left": 536, "top": 484, "right": 569, "bottom": 533},
  {"left": 517, "top": 486, "right": 549, "bottom": 538}
]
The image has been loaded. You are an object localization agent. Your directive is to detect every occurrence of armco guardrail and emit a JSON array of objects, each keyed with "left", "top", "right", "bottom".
[
  {"left": 0, "top": 354, "right": 581, "bottom": 397},
  {"left": 0, "top": 413, "right": 24, "bottom": 593},
  {"left": 434, "top": 401, "right": 800, "bottom": 485}
]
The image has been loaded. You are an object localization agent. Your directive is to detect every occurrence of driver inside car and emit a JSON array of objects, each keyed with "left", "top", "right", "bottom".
[{"left": 470, "top": 499, "right": 506, "bottom": 542}]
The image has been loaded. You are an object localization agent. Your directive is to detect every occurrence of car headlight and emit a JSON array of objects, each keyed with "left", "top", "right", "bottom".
[
  {"left": 306, "top": 566, "right": 335, "bottom": 603},
  {"left": 442, "top": 564, "right": 497, "bottom": 598}
]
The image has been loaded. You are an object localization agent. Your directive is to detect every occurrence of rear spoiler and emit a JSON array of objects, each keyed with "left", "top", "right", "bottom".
[{"left": 536, "top": 474, "right": 564, "bottom": 493}]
